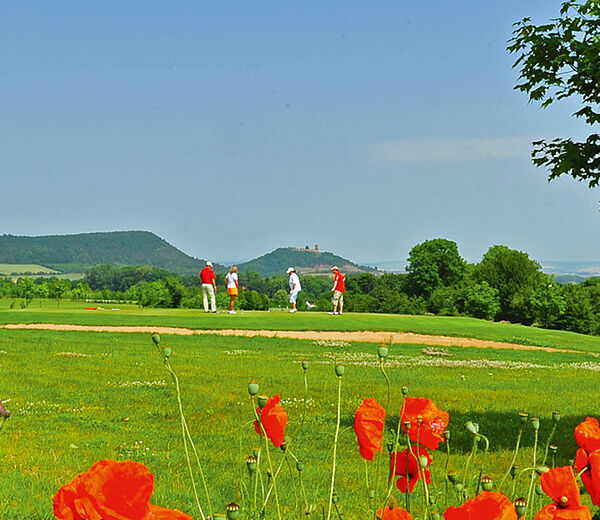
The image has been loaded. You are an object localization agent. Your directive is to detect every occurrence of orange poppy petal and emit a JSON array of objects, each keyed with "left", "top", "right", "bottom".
[
  {"left": 355, "top": 398, "right": 386, "bottom": 461},
  {"left": 401, "top": 397, "right": 449, "bottom": 450},
  {"left": 444, "top": 492, "right": 516, "bottom": 520},
  {"left": 256, "top": 394, "right": 288, "bottom": 447},
  {"left": 82, "top": 460, "right": 154, "bottom": 520},
  {"left": 540, "top": 466, "right": 581, "bottom": 508},
  {"left": 584, "top": 450, "right": 600, "bottom": 506},
  {"left": 575, "top": 417, "right": 600, "bottom": 454}
]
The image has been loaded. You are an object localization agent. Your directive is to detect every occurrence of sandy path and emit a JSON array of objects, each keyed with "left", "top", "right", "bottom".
[{"left": 0, "top": 323, "right": 573, "bottom": 353}]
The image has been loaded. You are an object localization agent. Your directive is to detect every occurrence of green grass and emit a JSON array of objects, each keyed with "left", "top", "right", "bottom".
[
  {"left": 2, "top": 300, "right": 600, "bottom": 353},
  {"left": 0, "top": 264, "right": 59, "bottom": 275},
  {"left": 1, "top": 328, "right": 599, "bottom": 518}
]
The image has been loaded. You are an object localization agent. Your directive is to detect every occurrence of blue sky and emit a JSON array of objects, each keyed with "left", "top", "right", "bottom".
[{"left": 2, "top": 1, "right": 598, "bottom": 266}]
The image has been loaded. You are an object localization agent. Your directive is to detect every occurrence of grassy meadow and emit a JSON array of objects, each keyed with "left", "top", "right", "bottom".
[{"left": 1, "top": 313, "right": 599, "bottom": 518}]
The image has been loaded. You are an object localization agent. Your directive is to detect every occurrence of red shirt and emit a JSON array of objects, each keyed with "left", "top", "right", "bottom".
[
  {"left": 200, "top": 266, "right": 215, "bottom": 284},
  {"left": 334, "top": 271, "right": 345, "bottom": 292}
]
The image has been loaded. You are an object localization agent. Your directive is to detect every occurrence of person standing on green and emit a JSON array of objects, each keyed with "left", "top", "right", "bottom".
[{"left": 329, "top": 266, "right": 346, "bottom": 315}]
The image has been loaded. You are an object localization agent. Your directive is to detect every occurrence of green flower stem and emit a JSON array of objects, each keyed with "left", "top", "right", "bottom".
[
  {"left": 252, "top": 396, "right": 282, "bottom": 520},
  {"left": 525, "top": 430, "right": 539, "bottom": 519},
  {"left": 498, "top": 424, "right": 524, "bottom": 491},
  {"left": 462, "top": 435, "right": 478, "bottom": 496},
  {"left": 376, "top": 360, "right": 391, "bottom": 506},
  {"left": 165, "top": 363, "right": 207, "bottom": 520},
  {"left": 326, "top": 375, "right": 343, "bottom": 520},
  {"left": 511, "top": 467, "right": 536, "bottom": 501},
  {"left": 415, "top": 426, "right": 430, "bottom": 520},
  {"left": 541, "top": 422, "right": 557, "bottom": 467},
  {"left": 475, "top": 434, "right": 490, "bottom": 495},
  {"left": 291, "top": 368, "right": 309, "bottom": 440},
  {"left": 364, "top": 459, "right": 373, "bottom": 517},
  {"left": 382, "top": 397, "right": 407, "bottom": 512},
  {"left": 444, "top": 435, "right": 451, "bottom": 508}
]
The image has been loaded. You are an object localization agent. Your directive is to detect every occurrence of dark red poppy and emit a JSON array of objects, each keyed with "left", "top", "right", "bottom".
[
  {"left": 444, "top": 491, "right": 517, "bottom": 520},
  {"left": 533, "top": 465, "right": 592, "bottom": 520},
  {"left": 355, "top": 398, "right": 386, "bottom": 461},
  {"left": 575, "top": 448, "right": 600, "bottom": 506},
  {"left": 376, "top": 504, "right": 413, "bottom": 519},
  {"left": 390, "top": 446, "right": 432, "bottom": 493},
  {"left": 575, "top": 417, "right": 600, "bottom": 454},
  {"left": 254, "top": 394, "right": 288, "bottom": 448},
  {"left": 53, "top": 459, "right": 192, "bottom": 520},
  {"left": 400, "top": 397, "right": 449, "bottom": 450}
]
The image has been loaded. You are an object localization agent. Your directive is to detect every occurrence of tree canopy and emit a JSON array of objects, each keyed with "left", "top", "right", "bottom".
[{"left": 508, "top": 0, "right": 600, "bottom": 186}]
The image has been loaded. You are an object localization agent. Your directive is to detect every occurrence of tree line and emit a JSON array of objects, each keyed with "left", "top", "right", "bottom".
[{"left": 2, "top": 238, "right": 600, "bottom": 335}]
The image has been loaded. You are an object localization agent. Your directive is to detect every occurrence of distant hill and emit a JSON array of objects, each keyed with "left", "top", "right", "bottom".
[
  {"left": 0, "top": 231, "right": 215, "bottom": 276},
  {"left": 237, "top": 247, "right": 377, "bottom": 277}
]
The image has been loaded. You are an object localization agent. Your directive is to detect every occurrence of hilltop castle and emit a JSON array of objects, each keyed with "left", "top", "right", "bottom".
[{"left": 291, "top": 244, "right": 320, "bottom": 253}]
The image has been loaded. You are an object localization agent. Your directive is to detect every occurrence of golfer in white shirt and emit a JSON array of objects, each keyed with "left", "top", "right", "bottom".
[{"left": 287, "top": 267, "right": 301, "bottom": 313}]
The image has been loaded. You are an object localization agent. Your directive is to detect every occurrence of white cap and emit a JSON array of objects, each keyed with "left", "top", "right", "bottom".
[
  {"left": 331, "top": 265, "right": 339, "bottom": 271},
  {"left": 206, "top": 261, "right": 213, "bottom": 267},
  {"left": 286, "top": 267, "right": 295, "bottom": 274}
]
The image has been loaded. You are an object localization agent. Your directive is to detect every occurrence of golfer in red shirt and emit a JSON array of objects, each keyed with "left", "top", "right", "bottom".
[
  {"left": 200, "top": 261, "right": 217, "bottom": 313},
  {"left": 329, "top": 266, "right": 346, "bottom": 315}
]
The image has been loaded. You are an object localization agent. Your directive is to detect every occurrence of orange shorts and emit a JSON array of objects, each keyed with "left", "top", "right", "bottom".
[{"left": 227, "top": 288, "right": 238, "bottom": 296}]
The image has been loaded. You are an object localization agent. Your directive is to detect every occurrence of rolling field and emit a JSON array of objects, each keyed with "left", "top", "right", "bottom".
[
  {"left": 0, "top": 309, "right": 599, "bottom": 518},
  {"left": 0, "top": 264, "right": 59, "bottom": 275},
  {"left": 2, "top": 302, "right": 600, "bottom": 352}
]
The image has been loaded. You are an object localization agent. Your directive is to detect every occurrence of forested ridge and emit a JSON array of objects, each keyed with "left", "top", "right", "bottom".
[{"left": 0, "top": 231, "right": 208, "bottom": 275}]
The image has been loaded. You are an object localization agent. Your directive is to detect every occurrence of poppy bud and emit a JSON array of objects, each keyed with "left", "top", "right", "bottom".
[
  {"left": 447, "top": 471, "right": 459, "bottom": 484},
  {"left": 481, "top": 475, "right": 493, "bottom": 491},
  {"left": 464, "top": 421, "right": 478, "bottom": 435},
  {"left": 151, "top": 333, "right": 161, "bottom": 345},
  {"left": 519, "top": 412, "right": 529, "bottom": 424},
  {"left": 419, "top": 456, "right": 429, "bottom": 468},
  {"left": 257, "top": 395, "right": 268, "bottom": 408},
  {"left": 417, "top": 415, "right": 423, "bottom": 426},
  {"left": 530, "top": 417, "right": 540, "bottom": 431},
  {"left": 301, "top": 360, "right": 309, "bottom": 371},
  {"left": 332, "top": 493, "right": 338, "bottom": 504},
  {"left": 226, "top": 502, "right": 241, "bottom": 520},
  {"left": 335, "top": 365, "right": 345, "bottom": 377},
  {"left": 535, "top": 484, "right": 544, "bottom": 497},
  {"left": 510, "top": 466, "right": 519, "bottom": 479},
  {"left": 535, "top": 466, "right": 550, "bottom": 475},
  {"left": 377, "top": 346, "right": 388, "bottom": 359},
  {"left": 248, "top": 382, "right": 259, "bottom": 396},
  {"left": 445, "top": 430, "right": 451, "bottom": 441},
  {"left": 162, "top": 347, "right": 172, "bottom": 358},
  {"left": 387, "top": 441, "right": 394, "bottom": 453},
  {"left": 552, "top": 411, "right": 561, "bottom": 423},
  {"left": 473, "top": 422, "right": 479, "bottom": 433},
  {"left": 401, "top": 386, "right": 409, "bottom": 396},
  {"left": 246, "top": 455, "right": 257, "bottom": 474},
  {"left": 514, "top": 497, "right": 527, "bottom": 517},
  {"left": 296, "top": 461, "right": 304, "bottom": 472},
  {"left": 454, "top": 482, "right": 463, "bottom": 493},
  {"left": 252, "top": 447, "right": 260, "bottom": 458},
  {"left": 403, "top": 420, "right": 411, "bottom": 431},
  {"left": 430, "top": 512, "right": 441, "bottom": 520}
]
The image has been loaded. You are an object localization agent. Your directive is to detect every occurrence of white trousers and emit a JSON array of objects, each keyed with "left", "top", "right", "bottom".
[{"left": 202, "top": 284, "right": 216, "bottom": 312}]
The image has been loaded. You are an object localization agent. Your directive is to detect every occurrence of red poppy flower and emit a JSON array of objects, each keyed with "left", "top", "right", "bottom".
[
  {"left": 400, "top": 397, "right": 449, "bottom": 450},
  {"left": 575, "top": 448, "right": 600, "bottom": 506},
  {"left": 533, "top": 465, "right": 592, "bottom": 520},
  {"left": 575, "top": 417, "right": 600, "bottom": 454},
  {"left": 355, "top": 398, "right": 386, "bottom": 461},
  {"left": 390, "top": 446, "right": 432, "bottom": 493},
  {"left": 376, "top": 504, "right": 413, "bottom": 519},
  {"left": 53, "top": 459, "right": 192, "bottom": 520},
  {"left": 444, "top": 491, "right": 517, "bottom": 520},
  {"left": 254, "top": 394, "right": 288, "bottom": 448}
]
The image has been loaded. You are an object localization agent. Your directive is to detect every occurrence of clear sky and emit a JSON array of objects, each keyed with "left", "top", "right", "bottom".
[{"left": 2, "top": 1, "right": 599, "bottom": 266}]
